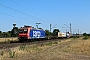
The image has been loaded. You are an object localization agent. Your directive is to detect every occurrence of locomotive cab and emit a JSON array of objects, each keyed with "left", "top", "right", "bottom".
[{"left": 19, "top": 29, "right": 27, "bottom": 40}]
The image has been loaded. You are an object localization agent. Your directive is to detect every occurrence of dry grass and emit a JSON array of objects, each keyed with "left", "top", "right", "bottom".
[
  {"left": 0, "top": 40, "right": 61, "bottom": 60},
  {"left": 63, "top": 37, "right": 90, "bottom": 55},
  {"left": 0, "top": 44, "right": 44, "bottom": 60},
  {"left": 0, "top": 37, "right": 18, "bottom": 42},
  {"left": 0, "top": 37, "right": 90, "bottom": 60}
]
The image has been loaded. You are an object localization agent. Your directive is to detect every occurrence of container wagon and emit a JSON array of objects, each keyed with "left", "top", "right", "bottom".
[{"left": 58, "top": 32, "right": 70, "bottom": 38}]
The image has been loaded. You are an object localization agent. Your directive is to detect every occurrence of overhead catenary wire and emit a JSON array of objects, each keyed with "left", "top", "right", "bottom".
[
  {"left": 10, "top": 0, "right": 62, "bottom": 30},
  {"left": 0, "top": 4, "right": 37, "bottom": 19},
  {"left": 9, "top": 0, "right": 61, "bottom": 27},
  {"left": 0, "top": 3, "right": 62, "bottom": 30},
  {"left": 0, "top": 12, "right": 35, "bottom": 22},
  {"left": 0, "top": 4, "right": 50, "bottom": 24},
  {"left": 0, "top": 12, "right": 49, "bottom": 27},
  {"left": 10, "top": 0, "right": 51, "bottom": 23},
  {"left": 0, "top": 3, "right": 50, "bottom": 27}
]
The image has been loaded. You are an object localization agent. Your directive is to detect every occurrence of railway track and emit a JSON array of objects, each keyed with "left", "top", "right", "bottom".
[{"left": 0, "top": 38, "right": 66, "bottom": 49}]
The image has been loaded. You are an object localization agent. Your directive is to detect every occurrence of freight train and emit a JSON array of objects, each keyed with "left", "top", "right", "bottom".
[{"left": 18, "top": 25, "right": 71, "bottom": 41}]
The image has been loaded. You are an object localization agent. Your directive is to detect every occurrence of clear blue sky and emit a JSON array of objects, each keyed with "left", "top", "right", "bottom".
[{"left": 0, "top": 0, "right": 90, "bottom": 33}]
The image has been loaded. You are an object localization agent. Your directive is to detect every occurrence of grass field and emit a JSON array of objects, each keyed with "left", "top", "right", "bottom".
[
  {"left": 0, "top": 37, "right": 90, "bottom": 60},
  {"left": 63, "top": 37, "right": 90, "bottom": 55},
  {"left": 0, "top": 37, "right": 18, "bottom": 42}
]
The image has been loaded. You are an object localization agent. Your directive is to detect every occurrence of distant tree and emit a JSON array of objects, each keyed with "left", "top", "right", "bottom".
[
  {"left": 0, "top": 31, "right": 2, "bottom": 37},
  {"left": 7, "top": 31, "right": 12, "bottom": 37},
  {"left": 0, "top": 31, "right": 12, "bottom": 37},
  {"left": 83, "top": 33, "right": 88, "bottom": 36},
  {"left": 45, "top": 30, "right": 50, "bottom": 36},
  {"left": 11, "top": 27, "right": 19, "bottom": 37},
  {"left": 0, "top": 31, "right": 2, "bottom": 34},
  {"left": 38, "top": 28, "right": 43, "bottom": 29},
  {"left": 53, "top": 29, "right": 60, "bottom": 36},
  {"left": 8, "top": 31, "right": 11, "bottom": 34},
  {"left": 86, "top": 33, "right": 90, "bottom": 36},
  {"left": 89, "top": 33, "right": 90, "bottom": 36},
  {"left": 2, "top": 32, "right": 7, "bottom": 37}
]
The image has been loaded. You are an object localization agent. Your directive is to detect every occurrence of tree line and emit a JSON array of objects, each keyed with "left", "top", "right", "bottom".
[
  {"left": 0, "top": 27, "right": 19, "bottom": 38},
  {"left": 1, "top": 26, "right": 90, "bottom": 38},
  {"left": 83, "top": 33, "right": 90, "bottom": 36},
  {"left": 0, "top": 27, "right": 60, "bottom": 38}
]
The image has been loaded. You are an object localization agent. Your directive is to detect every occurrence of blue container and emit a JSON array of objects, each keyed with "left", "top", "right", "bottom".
[{"left": 29, "top": 29, "right": 46, "bottom": 39}]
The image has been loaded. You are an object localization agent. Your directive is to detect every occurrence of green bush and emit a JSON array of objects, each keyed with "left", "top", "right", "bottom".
[
  {"left": 82, "top": 36, "right": 88, "bottom": 40},
  {"left": 9, "top": 50, "right": 15, "bottom": 58},
  {"left": 41, "top": 43, "right": 44, "bottom": 47},
  {"left": 53, "top": 42, "right": 58, "bottom": 44},
  {"left": 7, "top": 39, "right": 11, "bottom": 43},
  {"left": 46, "top": 42, "right": 52, "bottom": 46},
  {"left": 19, "top": 45, "right": 26, "bottom": 50},
  {"left": 0, "top": 51, "right": 4, "bottom": 56}
]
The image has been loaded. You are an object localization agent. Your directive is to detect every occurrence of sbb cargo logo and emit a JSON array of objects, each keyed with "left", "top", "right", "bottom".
[{"left": 33, "top": 31, "right": 41, "bottom": 38}]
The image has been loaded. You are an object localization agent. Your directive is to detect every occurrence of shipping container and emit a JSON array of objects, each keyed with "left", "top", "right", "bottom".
[{"left": 58, "top": 32, "right": 66, "bottom": 37}]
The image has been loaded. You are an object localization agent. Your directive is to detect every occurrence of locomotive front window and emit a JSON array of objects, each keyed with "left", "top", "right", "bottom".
[
  {"left": 19, "top": 29, "right": 23, "bottom": 33},
  {"left": 19, "top": 29, "right": 28, "bottom": 33},
  {"left": 24, "top": 29, "right": 28, "bottom": 33}
]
